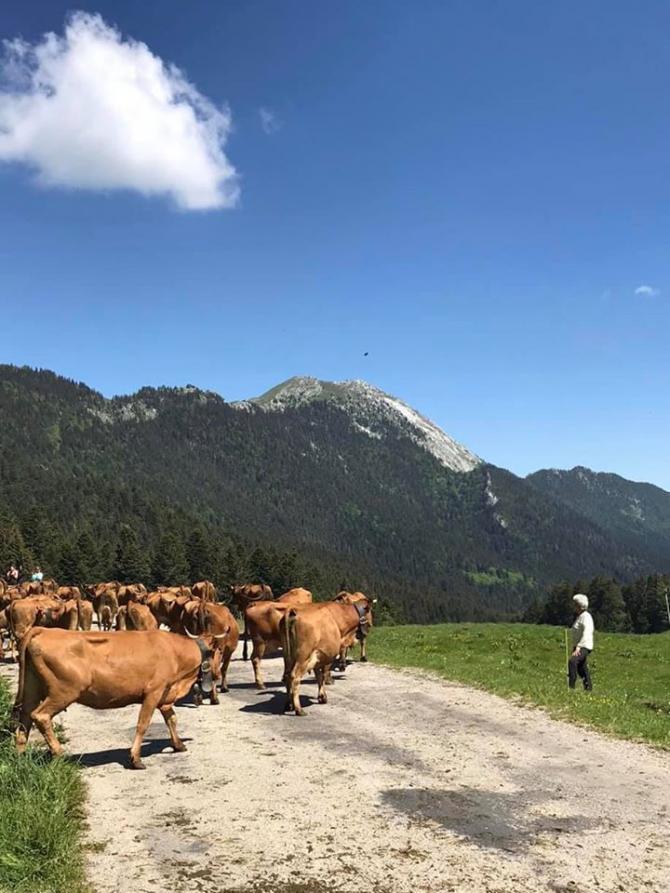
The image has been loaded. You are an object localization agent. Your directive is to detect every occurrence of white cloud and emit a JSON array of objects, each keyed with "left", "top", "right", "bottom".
[
  {"left": 634, "top": 284, "right": 660, "bottom": 297},
  {"left": 259, "top": 106, "right": 281, "bottom": 135},
  {"left": 0, "top": 13, "right": 238, "bottom": 210}
]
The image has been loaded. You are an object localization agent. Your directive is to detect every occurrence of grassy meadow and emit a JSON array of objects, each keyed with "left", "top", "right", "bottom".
[
  {"left": 0, "top": 678, "right": 88, "bottom": 893},
  {"left": 369, "top": 623, "right": 670, "bottom": 748}
]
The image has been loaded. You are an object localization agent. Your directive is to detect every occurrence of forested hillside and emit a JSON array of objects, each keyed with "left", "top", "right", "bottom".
[
  {"left": 0, "top": 365, "right": 664, "bottom": 622},
  {"left": 527, "top": 466, "right": 670, "bottom": 566}
]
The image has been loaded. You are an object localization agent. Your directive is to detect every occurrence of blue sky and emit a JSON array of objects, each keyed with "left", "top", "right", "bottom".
[{"left": 1, "top": 2, "right": 669, "bottom": 486}]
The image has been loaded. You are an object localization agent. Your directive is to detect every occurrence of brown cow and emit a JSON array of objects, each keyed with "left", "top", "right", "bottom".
[
  {"left": 280, "top": 599, "right": 374, "bottom": 715},
  {"left": 86, "top": 583, "right": 119, "bottom": 628},
  {"left": 118, "top": 602, "right": 157, "bottom": 631},
  {"left": 181, "top": 601, "right": 239, "bottom": 693},
  {"left": 146, "top": 591, "right": 193, "bottom": 630},
  {"left": 245, "top": 589, "right": 313, "bottom": 689},
  {"left": 12, "top": 628, "right": 223, "bottom": 769},
  {"left": 230, "top": 583, "right": 273, "bottom": 661},
  {"left": 117, "top": 584, "right": 148, "bottom": 606},
  {"left": 0, "top": 608, "right": 13, "bottom": 661},
  {"left": 331, "top": 591, "right": 376, "bottom": 668},
  {"left": 97, "top": 589, "right": 119, "bottom": 631},
  {"left": 56, "top": 586, "right": 82, "bottom": 601},
  {"left": 8, "top": 596, "right": 67, "bottom": 641},
  {"left": 191, "top": 580, "right": 216, "bottom": 602},
  {"left": 77, "top": 598, "right": 94, "bottom": 631}
]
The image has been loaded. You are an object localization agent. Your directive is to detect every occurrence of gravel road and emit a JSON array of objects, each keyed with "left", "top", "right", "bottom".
[{"left": 4, "top": 647, "right": 670, "bottom": 892}]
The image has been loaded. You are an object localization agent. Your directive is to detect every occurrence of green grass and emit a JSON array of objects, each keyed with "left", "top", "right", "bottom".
[
  {"left": 369, "top": 623, "right": 670, "bottom": 748},
  {"left": 0, "top": 678, "right": 88, "bottom": 893}
]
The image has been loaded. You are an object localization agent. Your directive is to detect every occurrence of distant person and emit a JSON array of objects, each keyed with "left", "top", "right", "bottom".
[
  {"left": 31, "top": 565, "right": 44, "bottom": 583},
  {"left": 569, "top": 594, "right": 594, "bottom": 691},
  {"left": 5, "top": 564, "right": 19, "bottom": 585}
]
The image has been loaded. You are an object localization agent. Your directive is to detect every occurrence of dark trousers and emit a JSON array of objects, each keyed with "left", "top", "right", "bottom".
[{"left": 568, "top": 648, "right": 592, "bottom": 690}]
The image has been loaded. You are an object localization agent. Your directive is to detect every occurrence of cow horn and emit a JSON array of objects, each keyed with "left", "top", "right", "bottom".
[
  {"left": 213, "top": 628, "right": 229, "bottom": 639},
  {"left": 183, "top": 628, "right": 199, "bottom": 639}
]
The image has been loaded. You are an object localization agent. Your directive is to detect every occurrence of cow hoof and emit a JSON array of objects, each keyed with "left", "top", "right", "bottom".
[
  {"left": 318, "top": 695, "right": 328, "bottom": 704},
  {"left": 173, "top": 743, "right": 187, "bottom": 753},
  {"left": 130, "top": 759, "right": 146, "bottom": 770},
  {"left": 295, "top": 709, "right": 306, "bottom": 717},
  {"left": 255, "top": 683, "right": 266, "bottom": 691},
  {"left": 360, "top": 656, "right": 369, "bottom": 663},
  {"left": 220, "top": 685, "right": 229, "bottom": 693}
]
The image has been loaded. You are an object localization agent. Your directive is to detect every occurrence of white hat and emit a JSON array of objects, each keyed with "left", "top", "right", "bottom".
[{"left": 573, "top": 593, "right": 589, "bottom": 609}]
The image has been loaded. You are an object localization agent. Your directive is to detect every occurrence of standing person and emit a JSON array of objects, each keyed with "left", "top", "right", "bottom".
[
  {"left": 569, "top": 593, "right": 594, "bottom": 691},
  {"left": 31, "top": 565, "right": 44, "bottom": 583},
  {"left": 5, "top": 564, "right": 19, "bottom": 586}
]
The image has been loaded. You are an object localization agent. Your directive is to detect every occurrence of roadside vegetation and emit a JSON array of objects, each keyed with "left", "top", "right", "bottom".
[
  {"left": 369, "top": 623, "right": 670, "bottom": 748},
  {"left": 0, "top": 677, "right": 87, "bottom": 893}
]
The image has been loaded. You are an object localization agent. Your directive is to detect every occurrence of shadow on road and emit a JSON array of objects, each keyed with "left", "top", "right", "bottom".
[
  {"left": 381, "top": 786, "right": 599, "bottom": 852},
  {"left": 238, "top": 691, "right": 316, "bottom": 715},
  {"left": 71, "top": 737, "right": 193, "bottom": 769}
]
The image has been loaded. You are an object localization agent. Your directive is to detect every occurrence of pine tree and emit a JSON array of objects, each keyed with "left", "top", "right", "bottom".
[
  {"left": 221, "top": 544, "right": 249, "bottom": 588},
  {"left": 114, "top": 524, "right": 151, "bottom": 583},
  {"left": 153, "top": 531, "right": 189, "bottom": 586},
  {"left": 59, "top": 540, "right": 87, "bottom": 585},
  {"left": 186, "top": 527, "right": 217, "bottom": 582},
  {"left": 587, "top": 577, "right": 629, "bottom": 632},
  {"left": 539, "top": 581, "right": 574, "bottom": 626},
  {"left": 0, "top": 521, "right": 33, "bottom": 579},
  {"left": 21, "top": 507, "right": 61, "bottom": 574},
  {"left": 248, "top": 546, "right": 273, "bottom": 586}
]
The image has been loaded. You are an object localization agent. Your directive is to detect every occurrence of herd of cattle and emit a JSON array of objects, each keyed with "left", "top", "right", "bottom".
[{"left": 0, "top": 577, "right": 375, "bottom": 769}]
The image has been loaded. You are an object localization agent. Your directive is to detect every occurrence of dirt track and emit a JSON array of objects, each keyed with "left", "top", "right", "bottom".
[{"left": 4, "top": 647, "right": 670, "bottom": 892}]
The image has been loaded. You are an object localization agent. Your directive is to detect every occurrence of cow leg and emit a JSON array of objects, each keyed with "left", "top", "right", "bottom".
[
  {"left": 129, "top": 694, "right": 161, "bottom": 769},
  {"left": 31, "top": 695, "right": 69, "bottom": 757},
  {"left": 284, "top": 664, "right": 305, "bottom": 716},
  {"left": 242, "top": 615, "right": 249, "bottom": 662},
  {"left": 251, "top": 639, "right": 266, "bottom": 689},
  {"left": 315, "top": 665, "right": 328, "bottom": 704},
  {"left": 360, "top": 638, "right": 368, "bottom": 662},
  {"left": 158, "top": 705, "right": 187, "bottom": 753},
  {"left": 13, "top": 665, "right": 42, "bottom": 753},
  {"left": 219, "top": 647, "right": 233, "bottom": 693}
]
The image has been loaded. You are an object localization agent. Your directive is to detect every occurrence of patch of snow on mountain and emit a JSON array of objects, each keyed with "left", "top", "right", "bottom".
[{"left": 352, "top": 421, "right": 382, "bottom": 440}]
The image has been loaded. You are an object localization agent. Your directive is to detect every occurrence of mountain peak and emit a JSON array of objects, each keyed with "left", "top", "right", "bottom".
[{"left": 243, "top": 375, "right": 481, "bottom": 474}]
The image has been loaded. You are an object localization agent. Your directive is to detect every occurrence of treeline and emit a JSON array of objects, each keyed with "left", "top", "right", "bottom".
[
  {"left": 0, "top": 509, "right": 406, "bottom": 625},
  {"left": 524, "top": 575, "right": 670, "bottom": 634}
]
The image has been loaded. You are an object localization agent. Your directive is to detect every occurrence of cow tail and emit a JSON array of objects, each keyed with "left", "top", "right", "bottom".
[
  {"left": 281, "top": 608, "right": 298, "bottom": 668},
  {"left": 11, "top": 627, "right": 34, "bottom": 725},
  {"left": 198, "top": 600, "right": 208, "bottom": 635}
]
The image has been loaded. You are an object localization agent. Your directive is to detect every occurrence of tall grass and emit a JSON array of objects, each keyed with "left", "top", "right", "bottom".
[
  {"left": 369, "top": 623, "right": 670, "bottom": 748},
  {"left": 0, "top": 678, "right": 88, "bottom": 893}
]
